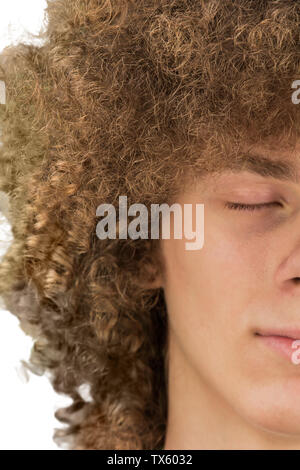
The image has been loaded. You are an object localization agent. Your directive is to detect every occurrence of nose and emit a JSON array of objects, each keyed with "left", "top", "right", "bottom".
[{"left": 276, "top": 237, "right": 300, "bottom": 295}]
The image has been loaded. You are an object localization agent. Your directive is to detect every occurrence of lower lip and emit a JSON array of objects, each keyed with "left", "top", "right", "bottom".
[{"left": 256, "top": 334, "right": 300, "bottom": 363}]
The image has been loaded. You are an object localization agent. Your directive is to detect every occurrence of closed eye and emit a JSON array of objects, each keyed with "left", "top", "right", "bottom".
[{"left": 225, "top": 201, "right": 282, "bottom": 211}]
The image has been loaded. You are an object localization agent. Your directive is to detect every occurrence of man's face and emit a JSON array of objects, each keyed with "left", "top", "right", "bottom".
[{"left": 160, "top": 141, "right": 300, "bottom": 438}]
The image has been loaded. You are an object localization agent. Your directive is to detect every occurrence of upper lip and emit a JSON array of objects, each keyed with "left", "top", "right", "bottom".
[{"left": 255, "top": 328, "right": 300, "bottom": 340}]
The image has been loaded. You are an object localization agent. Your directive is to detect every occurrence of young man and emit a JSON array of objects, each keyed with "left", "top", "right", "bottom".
[
  {"left": 161, "top": 140, "right": 300, "bottom": 449},
  {"left": 0, "top": 0, "right": 300, "bottom": 450}
]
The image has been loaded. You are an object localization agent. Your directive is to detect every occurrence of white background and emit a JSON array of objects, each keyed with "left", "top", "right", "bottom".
[{"left": 0, "top": 1, "right": 72, "bottom": 450}]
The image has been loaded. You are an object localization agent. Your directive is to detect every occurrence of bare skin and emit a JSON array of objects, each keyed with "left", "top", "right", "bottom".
[{"left": 158, "top": 141, "right": 300, "bottom": 449}]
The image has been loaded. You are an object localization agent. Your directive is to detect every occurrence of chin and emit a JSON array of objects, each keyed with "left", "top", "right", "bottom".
[
  {"left": 253, "top": 415, "right": 300, "bottom": 438},
  {"left": 242, "top": 386, "right": 300, "bottom": 437}
]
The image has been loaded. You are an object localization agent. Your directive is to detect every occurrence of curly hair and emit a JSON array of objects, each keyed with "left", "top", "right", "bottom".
[{"left": 0, "top": 0, "right": 300, "bottom": 450}]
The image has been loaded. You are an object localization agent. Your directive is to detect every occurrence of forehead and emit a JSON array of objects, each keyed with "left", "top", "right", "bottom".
[
  {"left": 182, "top": 140, "right": 300, "bottom": 197},
  {"left": 222, "top": 143, "right": 300, "bottom": 184},
  {"left": 246, "top": 141, "right": 300, "bottom": 167}
]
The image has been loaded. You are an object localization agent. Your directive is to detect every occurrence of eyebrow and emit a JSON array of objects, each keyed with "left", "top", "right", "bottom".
[{"left": 222, "top": 153, "right": 300, "bottom": 184}]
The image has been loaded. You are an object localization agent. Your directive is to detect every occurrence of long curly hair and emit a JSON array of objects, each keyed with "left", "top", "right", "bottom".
[{"left": 0, "top": 0, "right": 300, "bottom": 450}]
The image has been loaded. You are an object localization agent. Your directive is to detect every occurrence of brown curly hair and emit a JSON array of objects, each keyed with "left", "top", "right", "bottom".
[{"left": 0, "top": 0, "right": 300, "bottom": 450}]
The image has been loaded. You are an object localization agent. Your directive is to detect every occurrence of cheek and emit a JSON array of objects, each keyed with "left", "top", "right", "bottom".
[
  {"left": 162, "top": 228, "right": 265, "bottom": 307},
  {"left": 160, "top": 222, "right": 274, "bottom": 396},
  {"left": 161, "top": 224, "right": 270, "bottom": 345},
  {"left": 202, "top": 210, "right": 271, "bottom": 296}
]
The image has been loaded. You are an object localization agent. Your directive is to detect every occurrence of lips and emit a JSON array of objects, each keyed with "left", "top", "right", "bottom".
[
  {"left": 255, "top": 330, "right": 300, "bottom": 363},
  {"left": 255, "top": 328, "right": 300, "bottom": 341}
]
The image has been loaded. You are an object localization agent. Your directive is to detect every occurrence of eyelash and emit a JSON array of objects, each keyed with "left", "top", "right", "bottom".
[{"left": 225, "top": 201, "right": 282, "bottom": 212}]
